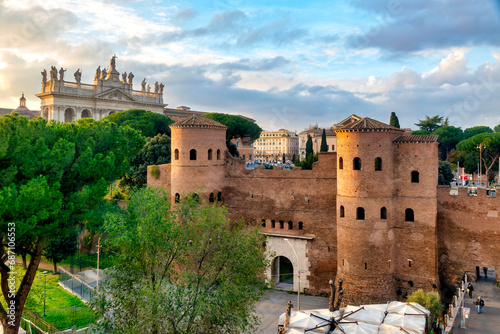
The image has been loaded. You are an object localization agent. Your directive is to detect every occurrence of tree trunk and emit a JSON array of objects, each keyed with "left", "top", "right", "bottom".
[
  {"left": 53, "top": 261, "right": 58, "bottom": 274},
  {"left": 0, "top": 243, "right": 44, "bottom": 334},
  {"left": 21, "top": 254, "right": 27, "bottom": 270}
]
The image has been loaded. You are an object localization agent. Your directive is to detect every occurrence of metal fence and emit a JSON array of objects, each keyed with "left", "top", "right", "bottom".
[{"left": 58, "top": 267, "right": 95, "bottom": 303}]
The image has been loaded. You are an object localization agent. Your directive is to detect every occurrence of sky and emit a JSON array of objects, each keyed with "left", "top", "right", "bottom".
[{"left": 1, "top": 0, "right": 500, "bottom": 131}]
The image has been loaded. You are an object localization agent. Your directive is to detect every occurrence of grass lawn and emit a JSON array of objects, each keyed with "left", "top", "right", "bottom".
[{"left": 6, "top": 265, "right": 97, "bottom": 330}]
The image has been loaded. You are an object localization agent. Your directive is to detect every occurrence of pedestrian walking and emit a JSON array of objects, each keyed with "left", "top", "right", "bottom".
[
  {"left": 475, "top": 296, "right": 484, "bottom": 314},
  {"left": 467, "top": 282, "right": 474, "bottom": 298}
]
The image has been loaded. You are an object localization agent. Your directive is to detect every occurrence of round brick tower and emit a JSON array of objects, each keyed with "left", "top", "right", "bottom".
[
  {"left": 169, "top": 114, "right": 227, "bottom": 203},
  {"left": 335, "top": 116, "right": 404, "bottom": 305}
]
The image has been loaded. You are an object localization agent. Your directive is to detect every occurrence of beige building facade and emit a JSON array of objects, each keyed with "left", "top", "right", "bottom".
[
  {"left": 36, "top": 56, "right": 165, "bottom": 122},
  {"left": 253, "top": 129, "right": 298, "bottom": 163},
  {"left": 298, "top": 123, "right": 337, "bottom": 160}
]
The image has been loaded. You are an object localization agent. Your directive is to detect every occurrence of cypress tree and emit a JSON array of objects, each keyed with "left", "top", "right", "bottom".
[
  {"left": 390, "top": 112, "right": 400, "bottom": 128},
  {"left": 320, "top": 128, "right": 328, "bottom": 152},
  {"left": 282, "top": 153, "right": 286, "bottom": 164},
  {"left": 305, "top": 134, "right": 313, "bottom": 157}
]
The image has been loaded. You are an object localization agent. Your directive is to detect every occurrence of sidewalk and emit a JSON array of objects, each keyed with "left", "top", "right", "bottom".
[{"left": 450, "top": 270, "right": 500, "bottom": 334}]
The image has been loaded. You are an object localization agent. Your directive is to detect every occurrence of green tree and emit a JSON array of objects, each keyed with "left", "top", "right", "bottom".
[
  {"left": 282, "top": 153, "right": 286, "bottom": 164},
  {"left": 295, "top": 153, "right": 318, "bottom": 170},
  {"left": 202, "top": 113, "right": 262, "bottom": 142},
  {"left": 43, "top": 230, "right": 79, "bottom": 274},
  {"left": 456, "top": 132, "right": 500, "bottom": 182},
  {"left": 320, "top": 129, "right": 328, "bottom": 152},
  {"left": 411, "top": 130, "right": 431, "bottom": 135},
  {"left": 434, "top": 126, "right": 463, "bottom": 160},
  {"left": 121, "top": 134, "right": 171, "bottom": 190},
  {"left": 463, "top": 126, "right": 493, "bottom": 140},
  {"left": 406, "top": 289, "right": 444, "bottom": 328},
  {"left": 92, "top": 187, "right": 268, "bottom": 334},
  {"left": 438, "top": 161, "right": 454, "bottom": 186},
  {"left": 389, "top": 112, "right": 400, "bottom": 128},
  {"left": 103, "top": 109, "right": 175, "bottom": 138},
  {"left": 495, "top": 124, "right": 500, "bottom": 133},
  {"left": 0, "top": 115, "right": 144, "bottom": 333},
  {"left": 305, "top": 134, "right": 313, "bottom": 157},
  {"left": 415, "top": 115, "right": 444, "bottom": 132}
]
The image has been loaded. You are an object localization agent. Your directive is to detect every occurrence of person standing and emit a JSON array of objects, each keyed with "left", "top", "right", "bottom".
[
  {"left": 467, "top": 282, "right": 474, "bottom": 298},
  {"left": 475, "top": 296, "right": 484, "bottom": 314}
]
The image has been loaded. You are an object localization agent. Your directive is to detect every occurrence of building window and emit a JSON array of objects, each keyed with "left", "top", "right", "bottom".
[
  {"left": 411, "top": 170, "right": 419, "bottom": 183},
  {"left": 249, "top": 154, "right": 252, "bottom": 160},
  {"left": 262, "top": 219, "right": 266, "bottom": 228},
  {"left": 190, "top": 149, "right": 197, "bottom": 160},
  {"left": 380, "top": 207, "right": 387, "bottom": 220},
  {"left": 174, "top": 193, "right": 180, "bottom": 203},
  {"left": 174, "top": 149, "right": 179, "bottom": 160},
  {"left": 271, "top": 220, "right": 276, "bottom": 228},
  {"left": 192, "top": 193, "right": 200, "bottom": 203},
  {"left": 339, "top": 157, "right": 343, "bottom": 169},
  {"left": 217, "top": 149, "right": 221, "bottom": 160},
  {"left": 298, "top": 222, "right": 303, "bottom": 230},
  {"left": 279, "top": 220, "right": 284, "bottom": 229},
  {"left": 375, "top": 157, "right": 382, "bottom": 171},
  {"left": 209, "top": 193, "right": 214, "bottom": 203},
  {"left": 208, "top": 149, "right": 213, "bottom": 160},
  {"left": 365, "top": 262, "right": 367, "bottom": 270},
  {"left": 331, "top": 145, "right": 335, "bottom": 151},
  {"left": 217, "top": 192, "right": 222, "bottom": 202},
  {"left": 353, "top": 157, "right": 362, "bottom": 170},
  {"left": 242, "top": 154, "right": 246, "bottom": 160},
  {"left": 340, "top": 205, "right": 345, "bottom": 218},
  {"left": 356, "top": 207, "right": 365, "bottom": 220},
  {"left": 288, "top": 221, "right": 293, "bottom": 229},
  {"left": 405, "top": 208, "right": 414, "bottom": 222}
]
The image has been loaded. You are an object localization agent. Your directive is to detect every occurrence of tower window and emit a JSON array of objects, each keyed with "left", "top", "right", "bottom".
[
  {"left": 217, "top": 149, "right": 221, "bottom": 160},
  {"left": 365, "top": 262, "right": 367, "bottom": 270},
  {"left": 411, "top": 170, "right": 419, "bottom": 183},
  {"left": 209, "top": 193, "right": 214, "bottom": 203},
  {"left": 174, "top": 149, "right": 179, "bottom": 160},
  {"left": 380, "top": 207, "right": 387, "bottom": 220},
  {"left": 279, "top": 220, "right": 284, "bottom": 229},
  {"left": 271, "top": 220, "right": 276, "bottom": 228},
  {"left": 288, "top": 221, "right": 293, "bottom": 230},
  {"left": 353, "top": 157, "right": 362, "bottom": 170},
  {"left": 339, "top": 157, "right": 343, "bottom": 170},
  {"left": 190, "top": 149, "right": 197, "bottom": 160},
  {"left": 174, "top": 193, "right": 180, "bottom": 203},
  {"left": 298, "top": 222, "right": 303, "bottom": 230},
  {"left": 375, "top": 157, "right": 382, "bottom": 171},
  {"left": 340, "top": 205, "right": 345, "bottom": 218},
  {"left": 405, "top": 208, "right": 414, "bottom": 222},
  {"left": 262, "top": 219, "right": 266, "bottom": 228},
  {"left": 217, "top": 192, "right": 222, "bottom": 202},
  {"left": 356, "top": 207, "right": 365, "bottom": 220},
  {"left": 208, "top": 149, "right": 213, "bottom": 160}
]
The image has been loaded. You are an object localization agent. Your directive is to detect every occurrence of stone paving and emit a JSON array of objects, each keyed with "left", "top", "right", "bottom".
[
  {"left": 450, "top": 269, "right": 500, "bottom": 334},
  {"left": 255, "top": 289, "right": 330, "bottom": 334}
]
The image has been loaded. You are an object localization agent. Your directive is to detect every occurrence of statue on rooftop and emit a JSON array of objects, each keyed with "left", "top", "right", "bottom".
[
  {"left": 122, "top": 71, "right": 127, "bottom": 83},
  {"left": 41, "top": 69, "right": 47, "bottom": 83},
  {"left": 50, "top": 66, "right": 58, "bottom": 80},
  {"left": 159, "top": 82, "right": 164, "bottom": 95},
  {"left": 74, "top": 69, "right": 82, "bottom": 83},
  {"left": 141, "top": 78, "right": 146, "bottom": 92},
  {"left": 154, "top": 81, "right": 159, "bottom": 93},
  {"left": 95, "top": 66, "right": 101, "bottom": 81},
  {"left": 101, "top": 68, "right": 107, "bottom": 81},
  {"left": 110, "top": 54, "right": 117, "bottom": 72},
  {"left": 59, "top": 67, "right": 66, "bottom": 81},
  {"left": 128, "top": 72, "right": 134, "bottom": 85}
]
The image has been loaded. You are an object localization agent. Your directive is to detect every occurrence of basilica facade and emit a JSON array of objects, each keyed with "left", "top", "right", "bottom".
[{"left": 36, "top": 56, "right": 165, "bottom": 122}]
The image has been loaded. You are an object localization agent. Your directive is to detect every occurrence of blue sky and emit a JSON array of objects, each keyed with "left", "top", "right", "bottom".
[{"left": 1, "top": 0, "right": 499, "bottom": 131}]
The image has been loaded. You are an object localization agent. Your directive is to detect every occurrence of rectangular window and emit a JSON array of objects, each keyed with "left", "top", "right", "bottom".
[
  {"left": 332, "top": 145, "right": 335, "bottom": 151},
  {"left": 242, "top": 154, "right": 246, "bottom": 160}
]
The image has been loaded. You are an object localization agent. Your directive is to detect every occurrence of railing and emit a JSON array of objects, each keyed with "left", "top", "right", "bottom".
[
  {"left": 21, "top": 309, "right": 58, "bottom": 334},
  {"left": 58, "top": 267, "right": 95, "bottom": 303}
]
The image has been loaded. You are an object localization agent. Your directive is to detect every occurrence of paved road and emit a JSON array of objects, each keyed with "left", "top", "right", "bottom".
[
  {"left": 254, "top": 289, "right": 330, "bottom": 334},
  {"left": 451, "top": 270, "right": 500, "bottom": 334}
]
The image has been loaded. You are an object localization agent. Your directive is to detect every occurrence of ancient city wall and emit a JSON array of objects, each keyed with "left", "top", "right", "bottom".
[
  {"left": 437, "top": 187, "right": 500, "bottom": 285},
  {"left": 223, "top": 152, "right": 338, "bottom": 294}
]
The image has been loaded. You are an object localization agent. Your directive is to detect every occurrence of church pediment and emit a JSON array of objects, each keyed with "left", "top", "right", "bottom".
[{"left": 94, "top": 88, "right": 137, "bottom": 102}]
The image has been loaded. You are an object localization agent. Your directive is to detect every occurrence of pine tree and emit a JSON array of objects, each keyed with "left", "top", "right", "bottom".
[
  {"left": 390, "top": 112, "right": 400, "bottom": 128},
  {"left": 320, "top": 129, "right": 328, "bottom": 152},
  {"left": 306, "top": 134, "right": 313, "bottom": 157}
]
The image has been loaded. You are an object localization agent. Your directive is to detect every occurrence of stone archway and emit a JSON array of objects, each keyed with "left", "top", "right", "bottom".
[
  {"left": 81, "top": 109, "right": 91, "bottom": 118},
  {"left": 64, "top": 108, "right": 74, "bottom": 123},
  {"left": 271, "top": 256, "right": 294, "bottom": 289}
]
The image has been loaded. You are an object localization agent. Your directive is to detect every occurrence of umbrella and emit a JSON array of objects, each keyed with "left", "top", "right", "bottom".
[
  {"left": 386, "top": 302, "right": 429, "bottom": 316},
  {"left": 382, "top": 314, "right": 425, "bottom": 334},
  {"left": 341, "top": 306, "right": 385, "bottom": 325},
  {"left": 332, "top": 321, "right": 379, "bottom": 334}
]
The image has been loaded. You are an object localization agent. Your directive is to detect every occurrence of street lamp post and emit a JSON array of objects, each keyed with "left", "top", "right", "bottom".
[
  {"left": 96, "top": 235, "right": 102, "bottom": 291},
  {"left": 43, "top": 270, "right": 48, "bottom": 316},
  {"left": 284, "top": 238, "right": 300, "bottom": 310}
]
